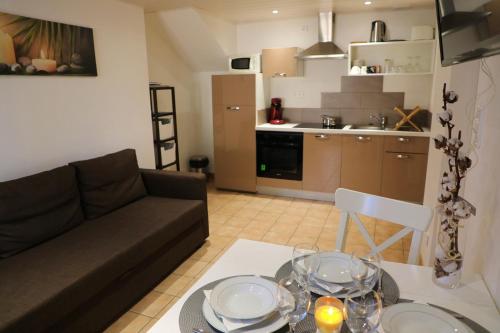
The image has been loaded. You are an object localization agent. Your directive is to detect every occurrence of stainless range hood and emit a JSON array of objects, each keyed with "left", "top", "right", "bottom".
[{"left": 299, "top": 12, "right": 347, "bottom": 59}]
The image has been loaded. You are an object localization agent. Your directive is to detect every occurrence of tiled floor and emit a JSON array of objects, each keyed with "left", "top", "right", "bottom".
[{"left": 105, "top": 185, "right": 411, "bottom": 333}]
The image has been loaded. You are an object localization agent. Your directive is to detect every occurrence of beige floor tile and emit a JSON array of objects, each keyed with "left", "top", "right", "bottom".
[
  {"left": 237, "top": 230, "right": 264, "bottom": 241},
  {"left": 268, "top": 222, "right": 297, "bottom": 236},
  {"left": 105, "top": 312, "right": 151, "bottom": 333},
  {"left": 270, "top": 197, "right": 294, "bottom": 206},
  {"left": 318, "top": 227, "right": 338, "bottom": 242},
  {"left": 244, "top": 201, "right": 269, "bottom": 210},
  {"left": 262, "top": 231, "right": 291, "bottom": 245},
  {"left": 374, "top": 232, "right": 404, "bottom": 252},
  {"left": 226, "top": 216, "right": 253, "bottom": 228},
  {"left": 173, "top": 259, "right": 209, "bottom": 277},
  {"left": 260, "top": 204, "right": 288, "bottom": 214},
  {"left": 253, "top": 211, "right": 280, "bottom": 223},
  {"left": 206, "top": 234, "right": 236, "bottom": 249},
  {"left": 154, "top": 273, "right": 193, "bottom": 295},
  {"left": 213, "top": 225, "right": 243, "bottom": 237},
  {"left": 291, "top": 198, "right": 314, "bottom": 209},
  {"left": 246, "top": 219, "right": 276, "bottom": 230},
  {"left": 139, "top": 318, "right": 158, "bottom": 333},
  {"left": 294, "top": 225, "right": 322, "bottom": 238},
  {"left": 381, "top": 249, "right": 406, "bottom": 263},
  {"left": 316, "top": 239, "right": 336, "bottom": 251},
  {"left": 130, "top": 291, "right": 174, "bottom": 318},
  {"left": 276, "top": 214, "right": 304, "bottom": 225},
  {"left": 208, "top": 213, "right": 232, "bottom": 225},
  {"left": 305, "top": 207, "right": 332, "bottom": 219},
  {"left": 155, "top": 297, "right": 180, "bottom": 319},
  {"left": 285, "top": 206, "right": 309, "bottom": 217},
  {"left": 233, "top": 207, "right": 260, "bottom": 219},
  {"left": 288, "top": 234, "right": 319, "bottom": 245},
  {"left": 191, "top": 246, "right": 222, "bottom": 262},
  {"left": 300, "top": 216, "right": 326, "bottom": 227}
]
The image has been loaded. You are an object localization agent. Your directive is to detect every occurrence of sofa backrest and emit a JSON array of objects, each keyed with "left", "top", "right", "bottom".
[
  {"left": 0, "top": 166, "right": 84, "bottom": 258},
  {"left": 69, "top": 149, "right": 147, "bottom": 219}
]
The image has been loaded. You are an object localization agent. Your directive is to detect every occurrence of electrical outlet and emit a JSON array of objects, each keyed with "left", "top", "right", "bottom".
[
  {"left": 301, "top": 24, "right": 309, "bottom": 32},
  {"left": 293, "top": 90, "right": 305, "bottom": 99}
]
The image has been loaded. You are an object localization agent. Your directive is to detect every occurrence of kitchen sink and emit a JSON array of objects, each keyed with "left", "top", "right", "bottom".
[{"left": 347, "top": 125, "right": 386, "bottom": 130}]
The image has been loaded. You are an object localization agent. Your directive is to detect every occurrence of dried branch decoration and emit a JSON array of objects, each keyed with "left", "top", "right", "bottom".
[{"left": 433, "top": 84, "right": 476, "bottom": 285}]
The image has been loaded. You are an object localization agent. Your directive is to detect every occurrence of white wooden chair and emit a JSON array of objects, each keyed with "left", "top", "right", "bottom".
[{"left": 334, "top": 188, "right": 433, "bottom": 265}]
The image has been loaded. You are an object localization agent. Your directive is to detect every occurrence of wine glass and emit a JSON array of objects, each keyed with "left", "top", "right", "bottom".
[
  {"left": 349, "top": 249, "right": 381, "bottom": 293},
  {"left": 277, "top": 275, "right": 311, "bottom": 333},
  {"left": 292, "top": 243, "right": 320, "bottom": 290},
  {"left": 344, "top": 290, "right": 382, "bottom": 333}
]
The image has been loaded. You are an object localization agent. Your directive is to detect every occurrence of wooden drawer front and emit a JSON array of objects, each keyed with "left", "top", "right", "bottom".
[
  {"left": 381, "top": 152, "right": 428, "bottom": 203},
  {"left": 303, "top": 133, "right": 341, "bottom": 193},
  {"left": 384, "top": 136, "right": 429, "bottom": 154},
  {"left": 340, "top": 135, "right": 383, "bottom": 195},
  {"left": 262, "top": 47, "right": 300, "bottom": 78}
]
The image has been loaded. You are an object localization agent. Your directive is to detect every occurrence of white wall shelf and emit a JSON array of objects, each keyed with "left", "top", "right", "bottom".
[{"left": 348, "top": 39, "right": 436, "bottom": 76}]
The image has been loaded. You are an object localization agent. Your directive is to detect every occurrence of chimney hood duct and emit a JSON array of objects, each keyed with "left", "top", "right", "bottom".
[{"left": 299, "top": 12, "right": 347, "bottom": 59}]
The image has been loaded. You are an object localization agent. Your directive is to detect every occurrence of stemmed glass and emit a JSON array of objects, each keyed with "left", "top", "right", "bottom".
[
  {"left": 344, "top": 290, "right": 382, "bottom": 333},
  {"left": 277, "top": 275, "right": 311, "bottom": 333},
  {"left": 292, "top": 243, "right": 320, "bottom": 290},
  {"left": 349, "top": 249, "right": 381, "bottom": 293}
]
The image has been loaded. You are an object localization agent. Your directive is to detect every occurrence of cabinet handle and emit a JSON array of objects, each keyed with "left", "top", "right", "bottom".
[
  {"left": 273, "top": 72, "right": 287, "bottom": 77},
  {"left": 226, "top": 106, "right": 240, "bottom": 111},
  {"left": 315, "top": 134, "right": 330, "bottom": 140},
  {"left": 356, "top": 136, "right": 372, "bottom": 142},
  {"left": 396, "top": 154, "right": 410, "bottom": 159},
  {"left": 397, "top": 137, "right": 410, "bottom": 143}
]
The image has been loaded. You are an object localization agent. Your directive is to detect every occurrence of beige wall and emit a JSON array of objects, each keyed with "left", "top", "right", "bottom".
[{"left": 0, "top": 0, "right": 154, "bottom": 181}]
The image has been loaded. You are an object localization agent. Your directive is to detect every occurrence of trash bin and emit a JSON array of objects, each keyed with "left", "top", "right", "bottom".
[{"left": 189, "top": 155, "right": 209, "bottom": 174}]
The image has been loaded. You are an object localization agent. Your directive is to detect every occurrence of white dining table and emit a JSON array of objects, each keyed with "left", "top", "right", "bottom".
[{"left": 149, "top": 239, "right": 500, "bottom": 332}]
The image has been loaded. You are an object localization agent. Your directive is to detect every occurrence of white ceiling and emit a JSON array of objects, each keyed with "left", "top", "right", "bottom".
[{"left": 120, "top": 0, "right": 435, "bottom": 22}]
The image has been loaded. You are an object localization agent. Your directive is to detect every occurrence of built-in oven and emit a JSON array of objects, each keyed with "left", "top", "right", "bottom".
[{"left": 256, "top": 131, "right": 303, "bottom": 181}]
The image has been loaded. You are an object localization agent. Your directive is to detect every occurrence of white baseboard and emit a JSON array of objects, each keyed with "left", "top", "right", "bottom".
[{"left": 256, "top": 186, "right": 335, "bottom": 202}]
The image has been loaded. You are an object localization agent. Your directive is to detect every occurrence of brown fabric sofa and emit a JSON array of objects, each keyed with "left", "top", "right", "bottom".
[{"left": 0, "top": 149, "right": 209, "bottom": 333}]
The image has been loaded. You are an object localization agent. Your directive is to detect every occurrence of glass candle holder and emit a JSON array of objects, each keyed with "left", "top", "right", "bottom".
[{"left": 314, "top": 296, "right": 344, "bottom": 333}]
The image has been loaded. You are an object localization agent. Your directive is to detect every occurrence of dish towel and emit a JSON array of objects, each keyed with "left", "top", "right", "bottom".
[{"left": 203, "top": 290, "right": 262, "bottom": 331}]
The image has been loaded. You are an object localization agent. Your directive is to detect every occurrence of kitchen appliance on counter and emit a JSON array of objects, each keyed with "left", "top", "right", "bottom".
[
  {"left": 269, "top": 98, "right": 285, "bottom": 124},
  {"left": 370, "top": 20, "right": 387, "bottom": 42},
  {"left": 257, "top": 131, "right": 303, "bottom": 180},
  {"left": 321, "top": 114, "right": 339, "bottom": 128}
]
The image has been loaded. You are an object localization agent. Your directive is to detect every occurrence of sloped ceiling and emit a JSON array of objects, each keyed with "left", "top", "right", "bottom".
[{"left": 121, "top": 0, "right": 434, "bottom": 22}]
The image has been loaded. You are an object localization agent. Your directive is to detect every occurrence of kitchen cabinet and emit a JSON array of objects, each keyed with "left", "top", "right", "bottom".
[
  {"left": 340, "top": 135, "right": 384, "bottom": 195},
  {"left": 262, "top": 47, "right": 303, "bottom": 78},
  {"left": 381, "top": 136, "right": 429, "bottom": 203},
  {"left": 212, "top": 74, "right": 258, "bottom": 192},
  {"left": 303, "top": 133, "right": 341, "bottom": 193}
]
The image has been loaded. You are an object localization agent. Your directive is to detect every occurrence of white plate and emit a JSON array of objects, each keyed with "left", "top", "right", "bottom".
[
  {"left": 381, "top": 303, "right": 472, "bottom": 333},
  {"left": 209, "top": 276, "right": 278, "bottom": 320},
  {"left": 202, "top": 299, "right": 288, "bottom": 333},
  {"left": 315, "top": 252, "right": 353, "bottom": 283}
]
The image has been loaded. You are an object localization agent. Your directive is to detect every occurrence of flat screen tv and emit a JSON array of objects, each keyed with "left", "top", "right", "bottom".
[{"left": 436, "top": 0, "right": 500, "bottom": 66}]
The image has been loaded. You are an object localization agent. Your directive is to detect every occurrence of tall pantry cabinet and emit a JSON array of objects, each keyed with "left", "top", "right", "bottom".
[{"left": 212, "top": 74, "right": 267, "bottom": 192}]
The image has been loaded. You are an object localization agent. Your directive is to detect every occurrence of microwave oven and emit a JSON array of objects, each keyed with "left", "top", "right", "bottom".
[{"left": 228, "top": 54, "right": 261, "bottom": 73}]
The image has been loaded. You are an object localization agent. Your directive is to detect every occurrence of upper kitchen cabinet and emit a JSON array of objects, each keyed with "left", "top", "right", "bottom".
[
  {"left": 348, "top": 40, "right": 436, "bottom": 76},
  {"left": 303, "top": 133, "right": 341, "bottom": 193},
  {"left": 262, "top": 47, "right": 303, "bottom": 78},
  {"left": 212, "top": 74, "right": 267, "bottom": 193},
  {"left": 340, "top": 134, "right": 384, "bottom": 195}
]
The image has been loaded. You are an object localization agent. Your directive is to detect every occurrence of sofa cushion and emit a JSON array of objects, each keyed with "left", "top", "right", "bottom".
[
  {"left": 0, "top": 166, "right": 84, "bottom": 259},
  {"left": 70, "top": 149, "right": 147, "bottom": 219},
  {"left": 0, "top": 196, "right": 205, "bottom": 332}
]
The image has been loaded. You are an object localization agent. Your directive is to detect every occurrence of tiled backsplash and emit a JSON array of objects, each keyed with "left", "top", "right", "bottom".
[{"left": 279, "top": 76, "right": 431, "bottom": 128}]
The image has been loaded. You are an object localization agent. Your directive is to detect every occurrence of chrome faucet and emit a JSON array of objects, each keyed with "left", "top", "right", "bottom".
[{"left": 369, "top": 113, "right": 387, "bottom": 129}]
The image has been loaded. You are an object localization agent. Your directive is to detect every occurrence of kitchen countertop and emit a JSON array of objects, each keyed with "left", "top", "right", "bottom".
[{"left": 256, "top": 123, "right": 432, "bottom": 137}]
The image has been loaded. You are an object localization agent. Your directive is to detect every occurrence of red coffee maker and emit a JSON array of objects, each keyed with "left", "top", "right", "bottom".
[{"left": 269, "top": 98, "right": 285, "bottom": 124}]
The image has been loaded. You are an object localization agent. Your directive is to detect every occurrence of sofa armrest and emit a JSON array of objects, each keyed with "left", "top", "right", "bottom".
[{"left": 140, "top": 169, "right": 207, "bottom": 202}]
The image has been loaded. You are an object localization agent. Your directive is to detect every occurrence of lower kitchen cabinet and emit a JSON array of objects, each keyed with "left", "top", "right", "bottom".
[
  {"left": 340, "top": 135, "right": 384, "bottom": 195},
  {"left": 303, "top": 133, "right": 341, "bottom": 193},
  {"left": 381, "top": 152, "right": 428, "bottom": 203}
]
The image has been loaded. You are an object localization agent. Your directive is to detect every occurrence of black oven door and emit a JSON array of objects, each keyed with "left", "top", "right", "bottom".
[{"left": 257, "top": 131, "right": 303, "bottom": 181}]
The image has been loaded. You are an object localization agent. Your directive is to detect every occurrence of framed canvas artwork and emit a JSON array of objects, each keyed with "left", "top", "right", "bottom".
[{"left": 0, "top": 11, "right": 97, "bottom": 76}]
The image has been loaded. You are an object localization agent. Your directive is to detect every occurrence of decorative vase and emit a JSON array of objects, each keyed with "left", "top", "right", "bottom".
[{"left": 431, "top": 83, "right": 475, "bottom": 289}]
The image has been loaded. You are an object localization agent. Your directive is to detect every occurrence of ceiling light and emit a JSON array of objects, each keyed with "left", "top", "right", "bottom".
[
  {"left": 364, "top": 1, "right": 372, "bottom": 5},
  {"left": 272, "top": 10, "right": 279, "bottom": 14}
]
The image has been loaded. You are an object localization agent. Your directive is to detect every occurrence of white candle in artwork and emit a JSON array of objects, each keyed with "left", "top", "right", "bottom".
[
  {"left": 32, "top": 50, "right": 57, "bottom": 73},
  {"left": 0, "top": 30, "right": 16, "bottom": 65}
]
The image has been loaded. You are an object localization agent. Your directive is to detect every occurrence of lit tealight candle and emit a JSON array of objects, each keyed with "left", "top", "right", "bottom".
[
  {"left": 314, "top": 296, "right": 344, "bottom": 333},
  {"left": 32, "top": 50, "right": 57, "bottom": 73}
]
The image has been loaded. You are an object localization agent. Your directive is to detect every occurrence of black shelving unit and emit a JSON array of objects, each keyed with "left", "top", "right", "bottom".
[{"left": 149, "top": 84, "right": 180, "bottom": 171}]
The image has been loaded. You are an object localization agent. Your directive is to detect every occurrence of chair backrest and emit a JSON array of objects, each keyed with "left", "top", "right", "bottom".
[{"left": 334, "top": 188, "right": 433, "bottom": 264}]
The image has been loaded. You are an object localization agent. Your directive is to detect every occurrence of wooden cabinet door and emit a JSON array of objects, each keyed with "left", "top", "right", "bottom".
[
  {"left": 384, "top": 136, "right": 429, "bottom": 154},
  {"left": 381, "top": 152, "right": 428, "bottom": 203},
  {"left": 303, "top": 133, "right": 341, "bottom": 193},
  {"left": 340, "top": 135, "right": 384, "bottom": 195},
  {"left": 213, "top": 105, "right": 256, "bottom": 192},
  {"left": 262, "top": 47, "right": 301, "bottom": 78},
  {"left": 212, "top": 74, "right": 255, "bottom": 107}
]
